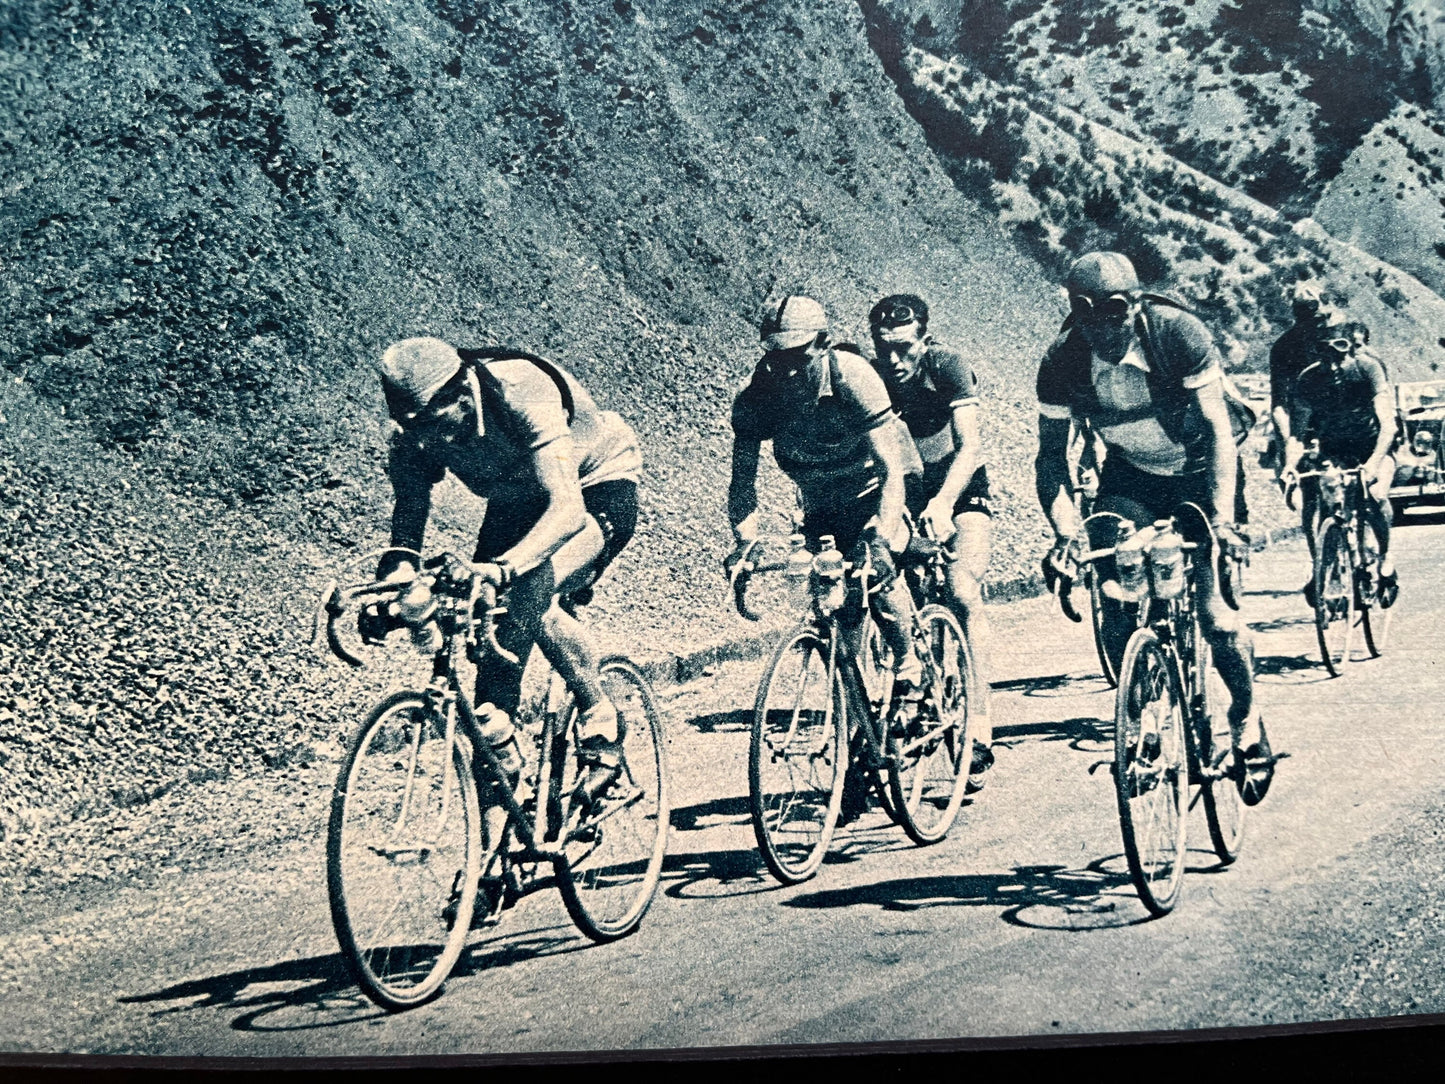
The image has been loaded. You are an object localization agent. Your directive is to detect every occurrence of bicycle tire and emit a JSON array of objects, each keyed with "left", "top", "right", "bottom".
[
  {"left": 1196, "top": 641, "right": 1245, "bottom": 864},
  {"left": 886, "top": 604, "right": 973, "bottom": 845},
  {"left": 1114, "top": 627, "right": 1188, "bottom": 917},
  {"left": 749, "top": 624, "right": 848, "bottom": 885},
  {"left": 554, "top": 657, "right": 670, "bottom": 942},
  {"left": 1313, "top": 517, "right": 1354, "bottom": 677},
  {"left": 859, "top": 617, "right": 903, "bottom": 825},
  {"left": 327, "top": 690, "right": 481, "bottom": 1010},
  {"left": 1086, "top": 569, "right": 1120, "bottom": 688},
  {"left": 1358, "top": 517, "right": 1393, "bottom": 659}
]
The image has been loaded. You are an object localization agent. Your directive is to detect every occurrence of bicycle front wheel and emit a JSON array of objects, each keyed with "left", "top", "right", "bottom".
[
  {"left": 327, "top": 691, "right": 481, "bottom": 1010},
  {"left": 555, "top": 657, "right": 670, "bottom": 942},
  {"left": 887, "top": 604, "right": 973, "bottom": 845},
  {"left": 750, "top": 625, "right": 848, "bottom": 885},
  {"left": 1313, "top": 517, "right": 1354, "bottom": 677},
  {"left": 1114, "top": 628, "right": 1188, "bottom": 917}
]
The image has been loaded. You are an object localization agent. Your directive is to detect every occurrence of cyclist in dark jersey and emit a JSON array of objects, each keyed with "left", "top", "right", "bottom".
[
  {"left": 1283, "top": 321, "right": 1399, "bottom": 606},
  {"left": 867, "top": 293, "right": 995, "bottom": 787},
  {"left": 1267, "top": 280, "right": 1343, "bottom": 483},
  {"left": 727, "top": 294, "right": 926, "bottom": 823},
  {"left": 1034, "top": 252, "right": 1275, "bottom": 804}
]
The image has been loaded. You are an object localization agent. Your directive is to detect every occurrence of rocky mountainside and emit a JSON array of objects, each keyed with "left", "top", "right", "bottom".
[
  {"left": 0, "top": 0, "right": 1062, "bottom": 847},
  {"left": 866, "top": 0, "right": 1445, "bottom": 374}
]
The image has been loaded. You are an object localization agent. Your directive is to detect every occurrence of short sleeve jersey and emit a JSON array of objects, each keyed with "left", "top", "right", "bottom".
[
  {"left": 1290, "top": 352, "right": 1389, "bottom": 461},
  {"left": 875, "top": 342, "right": 985, "bottom": 469},
  {"left": 388, "top": 354, "right": 642, "bottom": 505},
  {"left": 731, "top": 347, "right": 897, "bottom": 513},
  {"left": 1036, "top": 301, "right": 1224, "bottom": 476}
]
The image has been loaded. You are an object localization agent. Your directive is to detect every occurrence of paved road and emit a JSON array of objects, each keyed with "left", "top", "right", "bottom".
[{"left": 4, "top": 518, "right": 1445, "bottom": 1057}]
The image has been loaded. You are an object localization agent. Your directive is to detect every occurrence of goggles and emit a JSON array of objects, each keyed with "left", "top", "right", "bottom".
[
  {"left": 1069, "top": 292, "right": 1133, "bottom": 322},
  {"left": 384, "top": 367, "right": 485, "bottom": 438},
  {"left": 871, "top": 299, "right": 923, "bottom": 330},
  {"left": 1325, "top": 337, "right": 1353, "bottom": 354}
]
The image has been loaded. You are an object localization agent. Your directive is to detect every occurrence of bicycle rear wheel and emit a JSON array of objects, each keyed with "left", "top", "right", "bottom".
[
  {"left": 887, "top": 604, "right": 973, "bottom": 845},
  {"left": 1313, "top": 517, "right": 1354, "bottom": 677},
  {"left": 1114, "top": 628, "right": 1188, "bottom": 917},
  {"left": 750, "top": 625, "right": 848, "bottom": 885},
  {"left": 328, "top": 691, "right": 481, "bottom": 1010},
  {"left": 554, "top": 657, "right": 669, "bottom": 942},
  {"left": 1196, "top": 643, "right": 1245, "bottom": 864},
  {"left": 1358, "top": 518, "right": 1393, "bottom": 658}
]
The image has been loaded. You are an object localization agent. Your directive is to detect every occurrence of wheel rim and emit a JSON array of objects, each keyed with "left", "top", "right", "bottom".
[
  {"left": 888, "top": 605, "right": 970, "bottom": 844},
  {"left": 331, "top": 697, "right": 478, "bottom": 1006},
  {"left": 751, "top": 631, "right": 843, "bottom": 881},
  {"left": 1088, "top": 573, "right": 1119, "bottom": 688},
  {"left": 1314, "top": 521, "right": 1353, "bottom": 676},
  {"left": 1201, "top": 658, "right": 1246, "bottom": 863},
  {"left": 557, "top": 661, "right": 668, "bottom": 936},
  {"left": 1358, "top": 521, "right": 1393, "bottom": 658},
  {"left": 1115, "top": 634, "right": 1187, "bottom": 914}
]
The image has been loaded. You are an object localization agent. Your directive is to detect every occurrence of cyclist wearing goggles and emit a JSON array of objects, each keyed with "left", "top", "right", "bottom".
[
  {"left": 728, "top": 295, "right": 926, "bottom": 823},
  {"left": 1034, "top": 252, "right": 1274, "bottom": 803},
  {"left": 365, "top": 337, "right": 643, "bottom": 799},
  {"left": 867, "top": 292, "right": 995, "bottom": 785},
  {"left": 1266, "top": 280, "right": 1343, "bottom": 481},
  {"left": 1282, "top": 322, "right": 1399, "bottom": 606}
]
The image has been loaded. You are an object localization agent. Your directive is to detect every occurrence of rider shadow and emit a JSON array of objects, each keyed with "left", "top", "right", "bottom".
[
  {"left": 683, "top": 709, "right": 751, "bottom": 734},
  {"left": 992, "top": 672, "right": 1111, "bottom": 699},
  {"left": 1250, "top": 614, "right": 1314, "bottom": 634},
  {"left": 662, "top": 845, "right": 773, "bottom": 899},
  {"left": 669, "top": 794, "right": 751, "bottom": 832},
  {"left": 993, "top": 715, "right": 1112, "bottom": 756},
  {"left": 119, "top": 925, "right": 588, "bottom": 1033},
  {"left": 782, "top": 851, "right": 1229, "bottom": 930},
  {"left": 1255, "top": 652, "right": 1332, "bottom": 685}
]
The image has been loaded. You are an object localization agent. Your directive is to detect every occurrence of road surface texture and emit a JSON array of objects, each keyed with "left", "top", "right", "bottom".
[{"left": 4, "top": 519, "right": 1445, "bottom": 1058}]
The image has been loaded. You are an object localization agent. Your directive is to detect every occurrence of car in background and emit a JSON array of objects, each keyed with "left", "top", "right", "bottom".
[{"left": 1390, "top": 379, "right": 1445, "bottom": 518}]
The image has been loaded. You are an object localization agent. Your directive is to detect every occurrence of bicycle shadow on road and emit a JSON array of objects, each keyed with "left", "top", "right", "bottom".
[
  {"left": 118, "top": 924, "right": 587, "bottom": 1033},
  {"left": 993, "top": 715, "right": 1112, "bottom": 756},
  {"left": 992, "top": 672, "right": 1112, "bottom": 699},
  {"left": 780, "top": 851, "right": 1233, "bottom": 930},
  {"left": 670, "top": 793, "right": 751, "bottom": 831},
  {"left": 681, "top": 708, "right": 751, "bottom": 734},
  {"left": 1255, "top": 651, "right": 1333, "bottom": 685}
]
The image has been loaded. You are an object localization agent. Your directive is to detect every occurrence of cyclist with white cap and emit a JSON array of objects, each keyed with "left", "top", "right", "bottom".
[
  {"left": 363, "top": 337, "right": 642, "bottom": 808},
  {"left": 1034, "top": 252, "right": 1277, "bottom": 805},
  {"left": 726, "top": 294, "right": 926, "bottom": 824}
]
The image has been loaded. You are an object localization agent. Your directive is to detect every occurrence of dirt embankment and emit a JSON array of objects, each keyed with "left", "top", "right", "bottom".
[{"left": 1, "top": 1, "right": 1068, "bottom": 847}]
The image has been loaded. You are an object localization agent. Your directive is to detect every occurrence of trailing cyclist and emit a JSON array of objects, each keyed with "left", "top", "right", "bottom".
[
  {"left": 866, "top": 293, "right": 995, "bottom": 790},
  {"left": 726, "top": 294, "right": 925, "bottom": 824},
  {"left": 1265, "top": 280, "right": 1343, "bottom": 484},
  {"left": 364, "top": 337, "right": 643, "bottom": 809},
  {"left": 1282, "top": 321, "right": 1399, "bottom": 608},
  {"left": 1033, "top": 252, "right": 1276, "bottom": 805}
]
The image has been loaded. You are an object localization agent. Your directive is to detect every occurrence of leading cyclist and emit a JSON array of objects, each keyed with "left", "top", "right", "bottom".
[{"left": 1034, "top": 252, "right": 1276, "bottom": 804}]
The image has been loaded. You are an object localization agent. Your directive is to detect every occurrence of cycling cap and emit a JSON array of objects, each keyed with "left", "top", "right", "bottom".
[
  {"left": 1064, "top": 251, "right": 1140, "bottom": 297},
  {"left": 1289, "top": 280, "right": 1324, "bottom": 306},
  {"left": 760, "top": 295, "right": 829, "bottom": 351},
  {"left": 378, "top": 337, "right": 463, "bottom": 414},
  {"left": 869, "top": 293, "right": 929, "bottom": 330}
]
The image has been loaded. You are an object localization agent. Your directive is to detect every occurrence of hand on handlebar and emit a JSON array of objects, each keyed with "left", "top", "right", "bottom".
[{"left": 357, "top": 602, "right": 402, "bottom": 645}]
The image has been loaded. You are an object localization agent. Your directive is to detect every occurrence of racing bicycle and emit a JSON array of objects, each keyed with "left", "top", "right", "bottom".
[
  {"left": 317, "top": 550, "right": 669, "bottom": 1009},
  {"left": 1067, "top": 505, "right": 1248, "bottom": 916},
  {"left": 730, "top": 531, "right": 977, "bottom": 884}
]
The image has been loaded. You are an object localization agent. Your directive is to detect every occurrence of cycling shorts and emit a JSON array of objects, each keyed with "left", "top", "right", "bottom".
[
  {"left": 473, "top": 479, "right": 638, "bottom": 590},
  {"left": 907, "top": 463, "right": 994, "bottom": 520}
]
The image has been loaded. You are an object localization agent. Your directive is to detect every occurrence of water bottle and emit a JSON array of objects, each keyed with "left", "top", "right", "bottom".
[
  {"left": 1108, "top": 519, "right": 1150, "bottom": 604},
  {"left": 785, "top": 532, "right": 812, "bottom": 581},
  {"left": 812, "top": 534, "right": 846, "bottom": 614},
  {"left": 476, "top": 702, "right": 522, "bottom": 777},
  {"left": 1148, "top": 520, "right": 1185, "bottom": 600}
]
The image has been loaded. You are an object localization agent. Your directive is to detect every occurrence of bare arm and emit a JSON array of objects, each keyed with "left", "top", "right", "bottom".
[
  {"left": 1367, "top": 391, "right": 1396, "bottom": 467},
  {"left": 728, "top": 437, "right": 763, "bottom": 543},
  {"left": 492, "top": 435, "right": 589, "bottom": 577},
  {"left": 865, "top": 420, "right": 909, "bottom": 550},
  {"left": 1189, "top": 378, "right": 1238, "bottom": 524},
  {"left": 1035, "top": 414, "right": 1080, "bottom": 542}
]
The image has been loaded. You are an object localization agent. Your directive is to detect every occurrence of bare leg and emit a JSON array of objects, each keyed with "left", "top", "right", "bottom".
[{"left": 948, "top": 511, "right": 994, "bottom": 746}]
